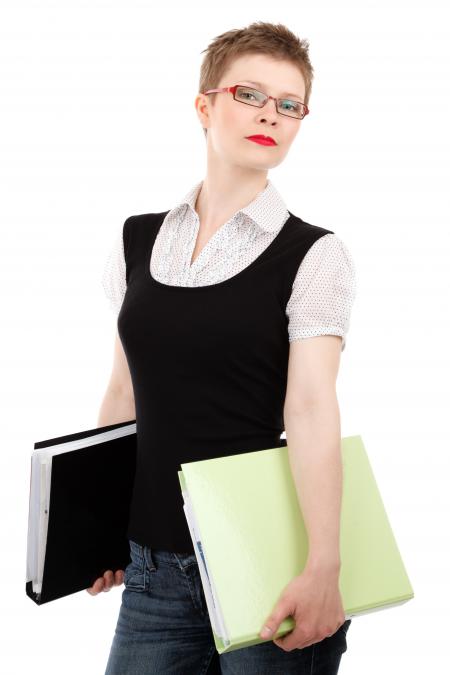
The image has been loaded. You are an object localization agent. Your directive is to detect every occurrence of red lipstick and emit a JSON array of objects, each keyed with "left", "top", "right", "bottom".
[{"left": 245, "top": 135, "right": 277, "bottom": 146}]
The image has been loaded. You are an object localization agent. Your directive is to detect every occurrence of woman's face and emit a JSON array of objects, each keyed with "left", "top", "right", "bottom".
[{"left": 196, "top": 53, "right": 307, "bottom": 171}]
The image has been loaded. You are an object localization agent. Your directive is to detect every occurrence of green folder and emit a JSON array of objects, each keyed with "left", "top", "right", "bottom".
[{"left": 177, "top": 434, "right": 414, "bottom": 654}]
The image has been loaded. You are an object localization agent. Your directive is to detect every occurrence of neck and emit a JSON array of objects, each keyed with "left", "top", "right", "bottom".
[{"left": 194, "top": 172, "right": 269, "bottom": 232}]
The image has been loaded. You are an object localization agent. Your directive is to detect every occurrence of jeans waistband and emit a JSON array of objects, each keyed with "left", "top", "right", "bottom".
[{"left": 130, "top": 538, "right": 197, "bottom": 570}]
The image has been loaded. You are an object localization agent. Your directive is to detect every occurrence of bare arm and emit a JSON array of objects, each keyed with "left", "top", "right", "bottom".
[
  {"left": 283, "top": 335, "right": 343, "bottom": 572},
  {"left": 97, "top": 328, "right": 136, "bottom": 427}
]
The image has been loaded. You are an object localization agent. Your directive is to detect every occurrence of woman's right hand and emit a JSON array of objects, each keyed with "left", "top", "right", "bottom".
[{"left": 86, "top": 569, "right": 125, "bottom": 595}]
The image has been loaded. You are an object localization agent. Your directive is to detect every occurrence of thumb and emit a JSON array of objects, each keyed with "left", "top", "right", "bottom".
[{"left": 259, "top": 601, "right": 288, "bottom": 639}]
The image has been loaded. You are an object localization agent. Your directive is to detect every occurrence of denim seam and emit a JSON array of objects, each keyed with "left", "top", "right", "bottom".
[
  {"left": 162, "top": 560, "right": 196, "bottom": 569},
  {"left": 172, "top": 552, "right": 198, "bottom": 571},
  {"left": 180, "top": 565, "right": 204, "bottom": 618},
  {"left": 199, "top": 644, "right": 217, "bottom": 675}
]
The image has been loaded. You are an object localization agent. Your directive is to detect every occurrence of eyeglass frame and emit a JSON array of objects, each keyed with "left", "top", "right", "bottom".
[{"left": 202, "top": 84, "right": 310, "bottom": 120}]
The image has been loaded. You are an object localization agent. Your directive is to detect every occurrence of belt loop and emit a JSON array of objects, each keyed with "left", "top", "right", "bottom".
[{"left": 144, "top": 545, "right": 156, "bottom": 572}]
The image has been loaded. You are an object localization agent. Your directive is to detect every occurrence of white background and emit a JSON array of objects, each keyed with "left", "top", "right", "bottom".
[{"left": 2, "top": 1, "right": 449, "bottom": 673}]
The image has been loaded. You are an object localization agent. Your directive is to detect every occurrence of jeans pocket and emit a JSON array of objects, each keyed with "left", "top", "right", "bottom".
[{"left": 123, "top": 539, "right": 147, "bottom": 592}]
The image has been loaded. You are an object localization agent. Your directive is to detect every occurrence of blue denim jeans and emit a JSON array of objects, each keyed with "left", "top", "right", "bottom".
[{"left": 104, "top": 539, "right": 351, "bottom": 675}]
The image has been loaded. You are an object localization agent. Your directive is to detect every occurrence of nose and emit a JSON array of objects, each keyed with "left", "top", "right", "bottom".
[{"left": 258, "top": 96, "right": 278, "bottom": 123}]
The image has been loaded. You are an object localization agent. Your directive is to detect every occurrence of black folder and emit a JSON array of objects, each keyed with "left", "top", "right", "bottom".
[{"left": 26, "top": 420, "right": 137, "bottom": 605}]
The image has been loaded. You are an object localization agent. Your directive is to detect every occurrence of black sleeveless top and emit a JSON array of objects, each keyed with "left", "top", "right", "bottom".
[{"left": 118, "top": 210, "right": 333, "bottom": 554}]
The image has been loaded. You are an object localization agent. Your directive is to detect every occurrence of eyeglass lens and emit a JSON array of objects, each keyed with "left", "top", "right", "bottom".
[{"left": 235, "top": 86, "right": 305, "bottom": 119}]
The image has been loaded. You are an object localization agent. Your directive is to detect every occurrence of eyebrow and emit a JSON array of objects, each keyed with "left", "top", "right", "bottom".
[{"left": 239, "top": 80, "right": 304, "bottom": 101}]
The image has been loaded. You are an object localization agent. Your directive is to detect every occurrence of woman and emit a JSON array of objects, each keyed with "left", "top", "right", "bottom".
[{"left": 91, "top": 21, "right": 356, "bottom": 675}]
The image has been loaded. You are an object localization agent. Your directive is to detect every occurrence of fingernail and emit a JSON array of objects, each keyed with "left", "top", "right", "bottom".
[{"left": 261, "top": 626, "right": 272, "bottom": 637}]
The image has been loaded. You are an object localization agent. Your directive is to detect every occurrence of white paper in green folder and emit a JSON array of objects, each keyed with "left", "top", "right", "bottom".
[
  {"left": 178, "top": 435, "right": 414, "bottom": 655},
  {"left": 181, "top": 486, "right": 231, "bottom": 648}
]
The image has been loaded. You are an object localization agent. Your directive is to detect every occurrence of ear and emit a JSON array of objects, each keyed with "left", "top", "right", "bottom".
[{"left": 195, "top": 93, "right": 211, "bottom": 134}]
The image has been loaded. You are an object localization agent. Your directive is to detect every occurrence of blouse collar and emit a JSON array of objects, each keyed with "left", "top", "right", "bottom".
[{"left": 169, "top": 178, "right": 289, "bottom": 233}]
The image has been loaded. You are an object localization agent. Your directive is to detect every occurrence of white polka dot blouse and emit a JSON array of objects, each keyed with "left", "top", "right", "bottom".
[{"left": 102, "top": 179, "right": 357, "bottom": 351}]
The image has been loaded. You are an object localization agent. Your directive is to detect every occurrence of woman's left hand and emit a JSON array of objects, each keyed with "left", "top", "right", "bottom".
[{"left": 259, "top": 565, "right": 346, "bottom": 652}]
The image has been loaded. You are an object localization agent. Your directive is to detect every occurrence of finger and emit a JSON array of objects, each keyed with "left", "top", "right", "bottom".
[
  {"left": 103, "top": 570, "right": 115, "bottom": 591},
  {"left": 259, "top": 601, "right": 290, "bottom": 640},
  {"left": 273, "top": 629, "right": 303, "bottom": 652},
  {"left": 274, "top": 636, "right": 315, "bottom": 651},
  {"left": 114, "top": 569, "right": 124, "bottom": 585},
  {"left": 260, "top": 624, "right": 274, "bottom": 639},
  {"left": 88, "top": 578, "right": 104, "bottom": 594},
  {"left": 95, "top": 577, "right": 105, "bottom": 592}
]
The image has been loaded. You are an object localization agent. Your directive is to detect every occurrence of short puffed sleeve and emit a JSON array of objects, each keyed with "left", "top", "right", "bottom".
[
  {"left": 101, "top": 222, "right": 127, "bottom": 314},
  {"left": 286, "top": 233, "right": 357, "bottom": 352}
]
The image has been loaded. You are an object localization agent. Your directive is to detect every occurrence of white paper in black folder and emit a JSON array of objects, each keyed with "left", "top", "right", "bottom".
[{"left": 26, "top": 420, "right": 137, "bottom": 605}]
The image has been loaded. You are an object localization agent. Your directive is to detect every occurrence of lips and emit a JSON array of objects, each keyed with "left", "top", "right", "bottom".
[{"left": 245, "top": 135, "right": 277, "bottom": 146}]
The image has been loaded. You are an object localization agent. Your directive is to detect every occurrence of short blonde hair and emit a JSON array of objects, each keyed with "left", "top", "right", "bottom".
[{"left": 198, "top": 21, "right": 314, "bottom": 137}]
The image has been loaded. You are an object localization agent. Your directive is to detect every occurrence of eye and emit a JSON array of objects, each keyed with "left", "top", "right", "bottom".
[
  {"left": 238, "top": 88, "right": 258, "bottom": 101},
  {"left": 280, "top": 99, "right": 299, "bottom": 112}
]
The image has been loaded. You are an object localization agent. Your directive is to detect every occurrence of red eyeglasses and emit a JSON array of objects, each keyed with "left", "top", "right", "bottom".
[{"left": 202, "top": 84, "right": 309, "bottom": 120}]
